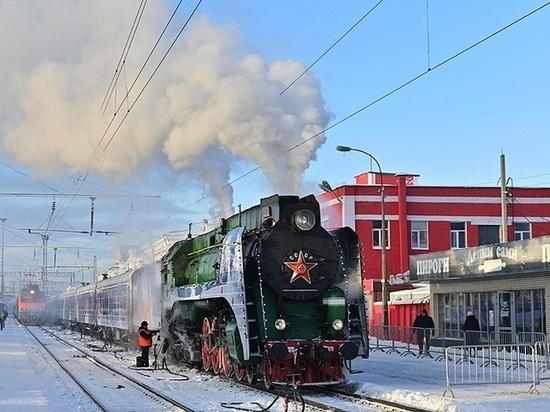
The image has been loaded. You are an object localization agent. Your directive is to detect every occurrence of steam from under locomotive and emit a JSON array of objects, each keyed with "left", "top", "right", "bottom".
[{"left": 0, "top": 3, "right": 330, "bottom": 211}]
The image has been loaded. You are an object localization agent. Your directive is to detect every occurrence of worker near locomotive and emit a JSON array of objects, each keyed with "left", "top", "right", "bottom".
[
  {"left": 47, "top": 194, "right": 369, "bottom": 387},
  {"left": 137, "top": 321, "right": 159, "bottom": 367}
]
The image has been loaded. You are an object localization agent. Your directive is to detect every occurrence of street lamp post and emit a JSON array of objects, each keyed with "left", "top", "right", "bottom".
[{"left": 336, "top": 146, "right": 388, "bottom": 329}]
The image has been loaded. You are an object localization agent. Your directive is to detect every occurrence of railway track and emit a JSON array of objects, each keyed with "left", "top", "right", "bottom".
[
  {"left": 236, "top": 376, "right": 431, "bottom": 411},
  {"left": 231, "top": 372, "right": 429, "bottom": 412},
  {"left": 32, "top": 326, "right": 430, "bottom": 411},
  {"left": 27, "top": 326, "right": 322, "bottom": 411},
  {"left": 27, "top": 326, "right": 195, "bottom": 412}
]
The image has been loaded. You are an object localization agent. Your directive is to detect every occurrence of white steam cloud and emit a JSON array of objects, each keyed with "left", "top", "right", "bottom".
[{"left": 0, "top": 2, "right": 330, "bottom": 215}]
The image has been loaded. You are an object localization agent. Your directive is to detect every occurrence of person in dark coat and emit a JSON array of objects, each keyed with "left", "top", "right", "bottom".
[
  {"left": 0, "top": 308, "right": 5, "bottom": 331},
  {"left": 138, "top": 321, "right": 158, "bottom": 367},
  {"left": 462, "top": 311, "right": 481, "bottom": 349},
  {"left": 412, "top": 309, "right": 435, "bottom": 355}
]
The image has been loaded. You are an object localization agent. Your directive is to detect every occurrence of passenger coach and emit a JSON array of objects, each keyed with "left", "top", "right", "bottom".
[{"left": 49, "top": 263, "right": 162, "bottom": 342}]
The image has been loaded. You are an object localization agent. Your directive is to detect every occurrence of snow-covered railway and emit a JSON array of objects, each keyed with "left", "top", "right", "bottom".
[{"left": 27, "top": 326, "right": 194, "bottom": 412}]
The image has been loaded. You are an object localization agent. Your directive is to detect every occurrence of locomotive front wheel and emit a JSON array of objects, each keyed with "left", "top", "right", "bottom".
[
  {"left": 246, "top": 367, "right": 257, "bottom": 384},
  {"left": 234, "top": 363, "right": 246, "bottom": 381},
  {"left": 201, "top": 318, "right": 212, "bottom": 371},
  {"left": 262, "top": 358, "right": 273, "bottom": 389}
]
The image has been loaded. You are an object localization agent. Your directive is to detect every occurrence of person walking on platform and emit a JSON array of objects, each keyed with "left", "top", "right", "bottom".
[
  {"left": 138, "top": 321, "right": 158, "bottom": 367},
  {"left": 412, "top": 309, "right": 435, "bottom": 355},
  {"left": 462, "top": 311, "right": 481, "bottom": 355},
  {"left": 0, "top": 308, "right": 5, "bottom": 331}
]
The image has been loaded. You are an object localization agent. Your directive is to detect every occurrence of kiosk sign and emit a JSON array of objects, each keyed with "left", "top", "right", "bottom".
[{"left": 409, "top": 235, "right": 550, "bottom": 281}]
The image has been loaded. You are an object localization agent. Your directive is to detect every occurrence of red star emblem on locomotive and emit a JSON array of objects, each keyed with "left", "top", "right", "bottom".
[{"left": 284, "top": 251, "right": 318, "bottom": 284}]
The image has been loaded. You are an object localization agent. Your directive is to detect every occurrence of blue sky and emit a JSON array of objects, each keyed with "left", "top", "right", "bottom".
[
  {"left": 0, "top": 1, "right": 549, "bottom": 284},
  {"left": 215, "top": 0, "right": 550, "bottom": 189}
]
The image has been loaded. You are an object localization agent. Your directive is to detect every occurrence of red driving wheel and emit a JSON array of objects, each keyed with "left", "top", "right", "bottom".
[
  {"left": 233, "top": 363, "right": 245, "bottom": 381},
  {"left": 201, "top": 318, "right": 212, "bottom": 371},
  {"left": 220, "top": 346, "right": 232, "bottom": 377}
]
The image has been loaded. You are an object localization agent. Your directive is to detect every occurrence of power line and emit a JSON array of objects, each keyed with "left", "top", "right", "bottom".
[
  {"left": 0, "top": 193, "right": 159, "bottom": 198},
  {"left": 280, "top": 0, "right": 385, "bottom": 95},
  {"left": 287, "top": 1, "right": 550, "bottom": 155},
  {"left": 33, "top": 1, "right": 195, "bottom": 262},
  {"left": 100, "top": 0, "right": 203, "bottom": 155},
  {"left": 100, "top": 0, "right": 149, "bottom": 114},
  {"left": 0, "top": 161, "right": 62, "bottom": 193}
]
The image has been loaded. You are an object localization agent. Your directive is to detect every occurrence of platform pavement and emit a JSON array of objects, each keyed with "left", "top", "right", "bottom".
[{"left": 0, "top": 316, "right": 95, "bottom": 411}]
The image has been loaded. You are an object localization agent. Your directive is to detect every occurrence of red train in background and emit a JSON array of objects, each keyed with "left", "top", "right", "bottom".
[{"left": 14, "top": 284, "right": 47, "bottom": 325}]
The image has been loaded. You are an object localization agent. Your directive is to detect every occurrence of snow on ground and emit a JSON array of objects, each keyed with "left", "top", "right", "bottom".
[
  {"left": 349, "top": 349, "right": 550, "bottom": 412},
  {"left": 2, "top": 315, "right": 550, "bottom": 412}
]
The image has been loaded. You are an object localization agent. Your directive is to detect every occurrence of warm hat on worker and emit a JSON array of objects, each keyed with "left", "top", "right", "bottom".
[
  {"left": 421, "top": 309, "right": 428, "bottom": 314},
  {"left": 141, "top": 321, "right": 148, "bottom": 327},
  {"left": 467, "top": 311, "right": 474, "bottom": 316}
]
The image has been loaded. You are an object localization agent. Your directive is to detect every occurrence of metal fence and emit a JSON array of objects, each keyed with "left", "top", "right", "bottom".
[
  {"left": 368, "top": 324, "right": 550, "bottom": 397},
  {"left": 443, "top": 344, "right": 537, "bottom": 397},
  {"left": 369, "top": 325, "right": 545, "bottom": 358}
]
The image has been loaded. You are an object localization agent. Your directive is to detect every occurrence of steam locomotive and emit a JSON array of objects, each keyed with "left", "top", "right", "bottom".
[
  {"left": 50, "top": 194, "right": 369, "bottom": 386},
  {"left": 14, "top": 284, "right": 47, "bottom": 325}
]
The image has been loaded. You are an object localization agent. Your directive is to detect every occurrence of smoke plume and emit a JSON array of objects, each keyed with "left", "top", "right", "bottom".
[{"left": 0, "top": 2, "right": 330, "bottom": 214}]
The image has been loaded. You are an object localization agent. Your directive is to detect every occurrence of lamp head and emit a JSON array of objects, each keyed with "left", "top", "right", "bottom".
[
  {"left": 318, "top": 180, "right": 333, "bottom": 193},
  {"left": 336, "top": 145, "right": 351, "bottom": 152}
]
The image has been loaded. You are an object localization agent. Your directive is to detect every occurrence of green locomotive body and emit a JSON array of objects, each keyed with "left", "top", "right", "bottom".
[{"left": 163, "top": 194, "right": 368, "bottom": 386}]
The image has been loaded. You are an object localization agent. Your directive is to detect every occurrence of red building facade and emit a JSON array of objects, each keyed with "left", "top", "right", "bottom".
[{"left": 318, "top": 172, "right": 550, "bottom": 327}]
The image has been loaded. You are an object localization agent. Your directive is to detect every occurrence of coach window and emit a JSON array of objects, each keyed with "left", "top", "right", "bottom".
[
  {"left": 411, "top": 221, "right": 428, "bottom": 250},
  {"left": 373, "top": 220, "right": 389, "bottom": 249},
  {"left": 450, "top": 222, "right": 466, "bottom": 249},
  {"left": 514, "top": 222, "right": 531, "bottom": 241}
]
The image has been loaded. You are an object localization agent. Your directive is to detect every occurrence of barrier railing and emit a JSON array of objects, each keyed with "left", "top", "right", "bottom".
[
  {"left": 369, "top": 325, "right": 482, "bottom": 360},
  {"left": 369, "top": 325, "right": 546, "bottom": 356},
  {"left": 519, "top": 332, "right": 546, "bottom": 344},
  {"left": 443, "top": 344, "right": 538, "bottom": 397},
  {"left": 534, "top": 341, "right": 550, "bottom": 390},
  {"left": 369, "top": 324, "right": 550, "bottom": 395}
]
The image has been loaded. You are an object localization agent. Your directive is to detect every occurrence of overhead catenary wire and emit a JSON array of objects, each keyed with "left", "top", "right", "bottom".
[
  {"left": 30, "top": 0, "right": 200, "bottom": 270},
  {"left": 94, "top": 0, "right": 191, "bottom": 156},
  {"left": 46, "top": 0, "right": 195, "bottom": 244},
  {"left": 100, "top": 0, "right": 148, "bottom": 115},
  {"left": 99, "top": 0, "right": 203, "bottom": 155},
  {"left": 279, "top": 0, "right": 386, "bottom": 96},
  {"left": 287, "top": 1, "right": 550, "bottom": 155},
  {"left": 425, "top": 0, "right": 431, "bottom": 70}
]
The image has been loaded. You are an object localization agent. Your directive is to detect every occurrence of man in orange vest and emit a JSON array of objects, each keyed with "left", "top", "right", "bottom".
[{"left": 138, "top": 321, "right": 158, "bottom": 367}]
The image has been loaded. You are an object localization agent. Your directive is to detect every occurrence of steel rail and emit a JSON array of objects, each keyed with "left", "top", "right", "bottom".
[{"left": 30, "top": 326, "right": 196, "bottom": 412}]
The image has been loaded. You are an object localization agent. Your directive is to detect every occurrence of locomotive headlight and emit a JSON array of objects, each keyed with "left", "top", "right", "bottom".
[
  {"left": 332, "top": 318, "right": 344, "bottom": 331},
  {"left": 274, "top": 318, "right": 287, "bottom": 331},
  {"left": 294, "top": 209, "right": 316, "bottom": 231}
]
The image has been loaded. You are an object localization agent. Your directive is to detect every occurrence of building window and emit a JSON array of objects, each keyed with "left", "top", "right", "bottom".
[
  {"left": 450, "top": 222, "right": 466, "bottom": 249},
  {"left": 478, "top": 225, "right": 500, "bottom": 245},
  {"left": 515, "top": 222, "right": 531, "bottom": 240},
  {"left": 438, "top": 290, "right": 545, "bottom": 335},
  {"left": 373, "top": 220, "right": 389, "bottom": 249},
  {"left": 411, "top": 221, "right": 428, "bottom": 249}
]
